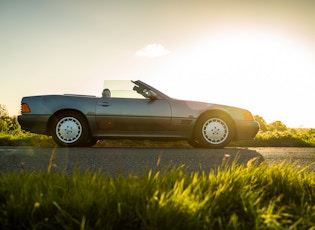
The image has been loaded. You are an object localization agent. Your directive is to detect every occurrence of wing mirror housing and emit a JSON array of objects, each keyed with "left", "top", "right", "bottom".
[
  {"left": 133, "top": 86, "right": 157, "bottom": 100},
  {"left": 147, "top": 90, "right": 158, "bottom": 101}
]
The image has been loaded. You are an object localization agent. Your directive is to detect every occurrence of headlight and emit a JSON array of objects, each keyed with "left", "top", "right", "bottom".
[{"left": 243, "top": 111, "right": 254, "bottom": 120}]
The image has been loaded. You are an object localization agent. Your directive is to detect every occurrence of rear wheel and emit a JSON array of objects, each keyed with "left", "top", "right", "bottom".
[
  {"left": 51, "top": 112, "right": 90, "bottom": 147},
  {"left": 193, "top": 112, "right": 234, "bottom": 148}
]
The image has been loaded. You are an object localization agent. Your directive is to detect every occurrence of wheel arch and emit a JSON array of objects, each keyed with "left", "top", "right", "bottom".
[
  {"left": 194, "top": 109, "right": 237, "bottom": 140},
  {"left": 47, "top": 109, "right": 91, "bottom": 136}
]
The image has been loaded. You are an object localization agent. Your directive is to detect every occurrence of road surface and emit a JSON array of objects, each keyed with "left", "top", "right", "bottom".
[{"left": 0, "top": 147, "right": 314, "bottom": 175}]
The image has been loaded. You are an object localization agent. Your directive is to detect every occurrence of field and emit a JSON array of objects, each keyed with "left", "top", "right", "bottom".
[{"left": 1, "top": 160, "right": 315, "bottom": 229}]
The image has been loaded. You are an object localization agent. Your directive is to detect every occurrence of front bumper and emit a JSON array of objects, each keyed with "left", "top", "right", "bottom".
[
  {"left": 234, "top": 120, "right": 260, "bottom": 140},
  {"left": 18, "top": 114, "right": 50, "bottom": 135}
]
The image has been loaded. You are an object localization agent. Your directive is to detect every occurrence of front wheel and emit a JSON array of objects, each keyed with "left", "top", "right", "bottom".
[
  {"left": 51, "top": 112, "right": 90, "bottom": 147},
  {"left": 193, "top": 113, "right": 234, "bottom": 148}
]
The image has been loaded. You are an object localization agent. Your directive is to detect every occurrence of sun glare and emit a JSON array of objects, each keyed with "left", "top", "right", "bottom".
[{"left": 154, "top": 29, "right": 314, "bottom": 127}]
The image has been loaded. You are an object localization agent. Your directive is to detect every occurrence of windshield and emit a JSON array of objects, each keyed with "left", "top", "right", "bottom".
[{"left": 102, "top": 80, "right": 144, "bottom": 98}]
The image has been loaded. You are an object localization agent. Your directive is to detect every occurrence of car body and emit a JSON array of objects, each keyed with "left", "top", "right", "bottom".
[{"left": 18, "top": 80, "right": 259, "bottom": 148}]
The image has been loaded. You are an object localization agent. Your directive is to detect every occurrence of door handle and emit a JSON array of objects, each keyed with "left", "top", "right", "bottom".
[{"left": 99, "top": 102, "right": 110, "bottom": 107}]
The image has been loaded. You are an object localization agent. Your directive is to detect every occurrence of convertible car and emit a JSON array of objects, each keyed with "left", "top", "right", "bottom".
[{"left": 18, "top": 80, "right": 259, "bottom": 148}]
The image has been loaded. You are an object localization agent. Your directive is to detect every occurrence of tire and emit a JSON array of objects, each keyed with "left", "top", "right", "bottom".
[
  {"left": 187, "top": 139, "right": 201, "bottom": 148},
  {"left": 83, "top": 138, "right": 98, "bottom": 147},
  {"left": 193, "top": 112, "right": 234, "bottom": 148},
  {"left": 51, "top": 112, "right": 90, "bottom": 147}
]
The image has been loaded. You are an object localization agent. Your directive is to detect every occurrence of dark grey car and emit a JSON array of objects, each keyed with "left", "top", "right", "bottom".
[{"left": 18, "top": 80, "right": 259, "bottom": 148}]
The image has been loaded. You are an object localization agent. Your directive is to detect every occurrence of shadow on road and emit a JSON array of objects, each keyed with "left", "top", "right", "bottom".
[
  {"left": 150, "top": 147, "right": 265, "bottom": 174},
  {"left": 0, "top": 147, "right": 265, "bottom": 175}
]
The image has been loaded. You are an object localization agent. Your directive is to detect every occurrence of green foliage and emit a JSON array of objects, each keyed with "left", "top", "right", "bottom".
[
  {"left": 0, "top": 118, "right": 7, "bottom": 132},
  {"left": 0, "top": 130, "right": 55, "bottom": 147},
  {"left": 254, "top": 115, "right": 268, "bottom": 132},
  {"left": 0, "top": 103, "right": 54, "bottom": 146},
  {"left": 251, "top": 129, "right": 315, "bottom": 147},
  {"left": 231, "top": 117, "right": 314, "bottom": 147},
  {"left": 254, "top": 115, "right": 288, "bottom": 132},
  {"left": 267, "top": 120, "right": 287, "bottom": 132},
  {"left": 0, "top": 104, "right": 9, "bottom": 132},
  {"left": 0, "top": 104, "right": 19, "bottom": 132},
  {"left": 0, "top": 104, "right": 9, "bottom": 117},
  {"left": 0, "top": 163, "right": 314, "bottom": 229}
]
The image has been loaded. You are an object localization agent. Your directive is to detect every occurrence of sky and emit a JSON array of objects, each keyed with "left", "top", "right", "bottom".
[{"left": 0, "top": 0, "right": 314, "bottom": 128}]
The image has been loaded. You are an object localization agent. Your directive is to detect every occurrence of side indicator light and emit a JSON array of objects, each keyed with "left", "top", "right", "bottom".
[{"left": 21, "top": 103, "right": 31, "bottom": 113}]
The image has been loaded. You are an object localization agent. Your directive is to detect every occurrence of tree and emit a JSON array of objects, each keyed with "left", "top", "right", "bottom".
[
  {"left": 0, "top": 104, "right": 8, "bottom": 131},
  {"left": 267, "top": 120, "right": 287, "bottom": 132},
  {"left": 0, "top": 104, "right": 9, "bottom": 117},
  {"left": 254, "top": 115, "right": 268, "bottom": 131},
  {"left": 0, "top": 119, "right": 7, "bottom": 131},
  {"left": 0, "top": 104, "right": 20, "bottom": 131}
]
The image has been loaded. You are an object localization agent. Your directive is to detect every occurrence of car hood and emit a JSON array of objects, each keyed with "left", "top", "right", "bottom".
[{"left": 181, "top": 99, "right": 245, "bottom": 111}]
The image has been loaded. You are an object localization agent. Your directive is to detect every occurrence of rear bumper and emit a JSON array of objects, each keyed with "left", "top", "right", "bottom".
[
  {"left": 235, "top": 120, "right": 260, "bottom": 140},
  {"left": 18, "top": 114, "right": 50, "bottom": 135}
]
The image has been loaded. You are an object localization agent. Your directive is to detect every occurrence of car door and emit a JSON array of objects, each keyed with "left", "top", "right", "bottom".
[{"left": 95, "top": 97, "right": 172, "bottom": 134}]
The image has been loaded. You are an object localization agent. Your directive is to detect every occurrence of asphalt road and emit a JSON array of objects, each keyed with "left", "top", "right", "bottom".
[{"left": 0, "top": 147, "right": 314, "bottom": 175}]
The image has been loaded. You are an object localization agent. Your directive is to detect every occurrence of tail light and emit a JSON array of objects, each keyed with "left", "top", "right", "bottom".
[{"left": 21, "top": 103, "right": 31, "bottom": 113}]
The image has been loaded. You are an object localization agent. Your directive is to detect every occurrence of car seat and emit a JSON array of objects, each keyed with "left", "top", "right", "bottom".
[{"left": 102, "top": 88, "right": 111, "bottom": 97}]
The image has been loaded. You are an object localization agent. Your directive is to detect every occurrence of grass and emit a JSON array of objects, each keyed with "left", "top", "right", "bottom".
[
  {"left": 1, "top": 128, "right": 315, "bottom": 147},
  {"left": 0, "top": 130, "right": 55, "bottom": 147},
  {"left": 0, "top": 159, "right": 314, "bottom": 229},
  {"left": 231, "top": 129, "right": 315, "bottom": 147}
]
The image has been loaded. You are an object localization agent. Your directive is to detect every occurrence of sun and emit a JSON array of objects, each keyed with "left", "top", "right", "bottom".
[
  {"left": 151, "top": 29, "right": 314, "bottom": 127},
  {"left": 194, "top": 31, "right": 314, "bottom": 127}
]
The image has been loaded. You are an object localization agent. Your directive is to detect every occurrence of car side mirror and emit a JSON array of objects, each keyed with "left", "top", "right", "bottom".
[{"left": 147, "top": 90, "right": 157, "bottom": 101}]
